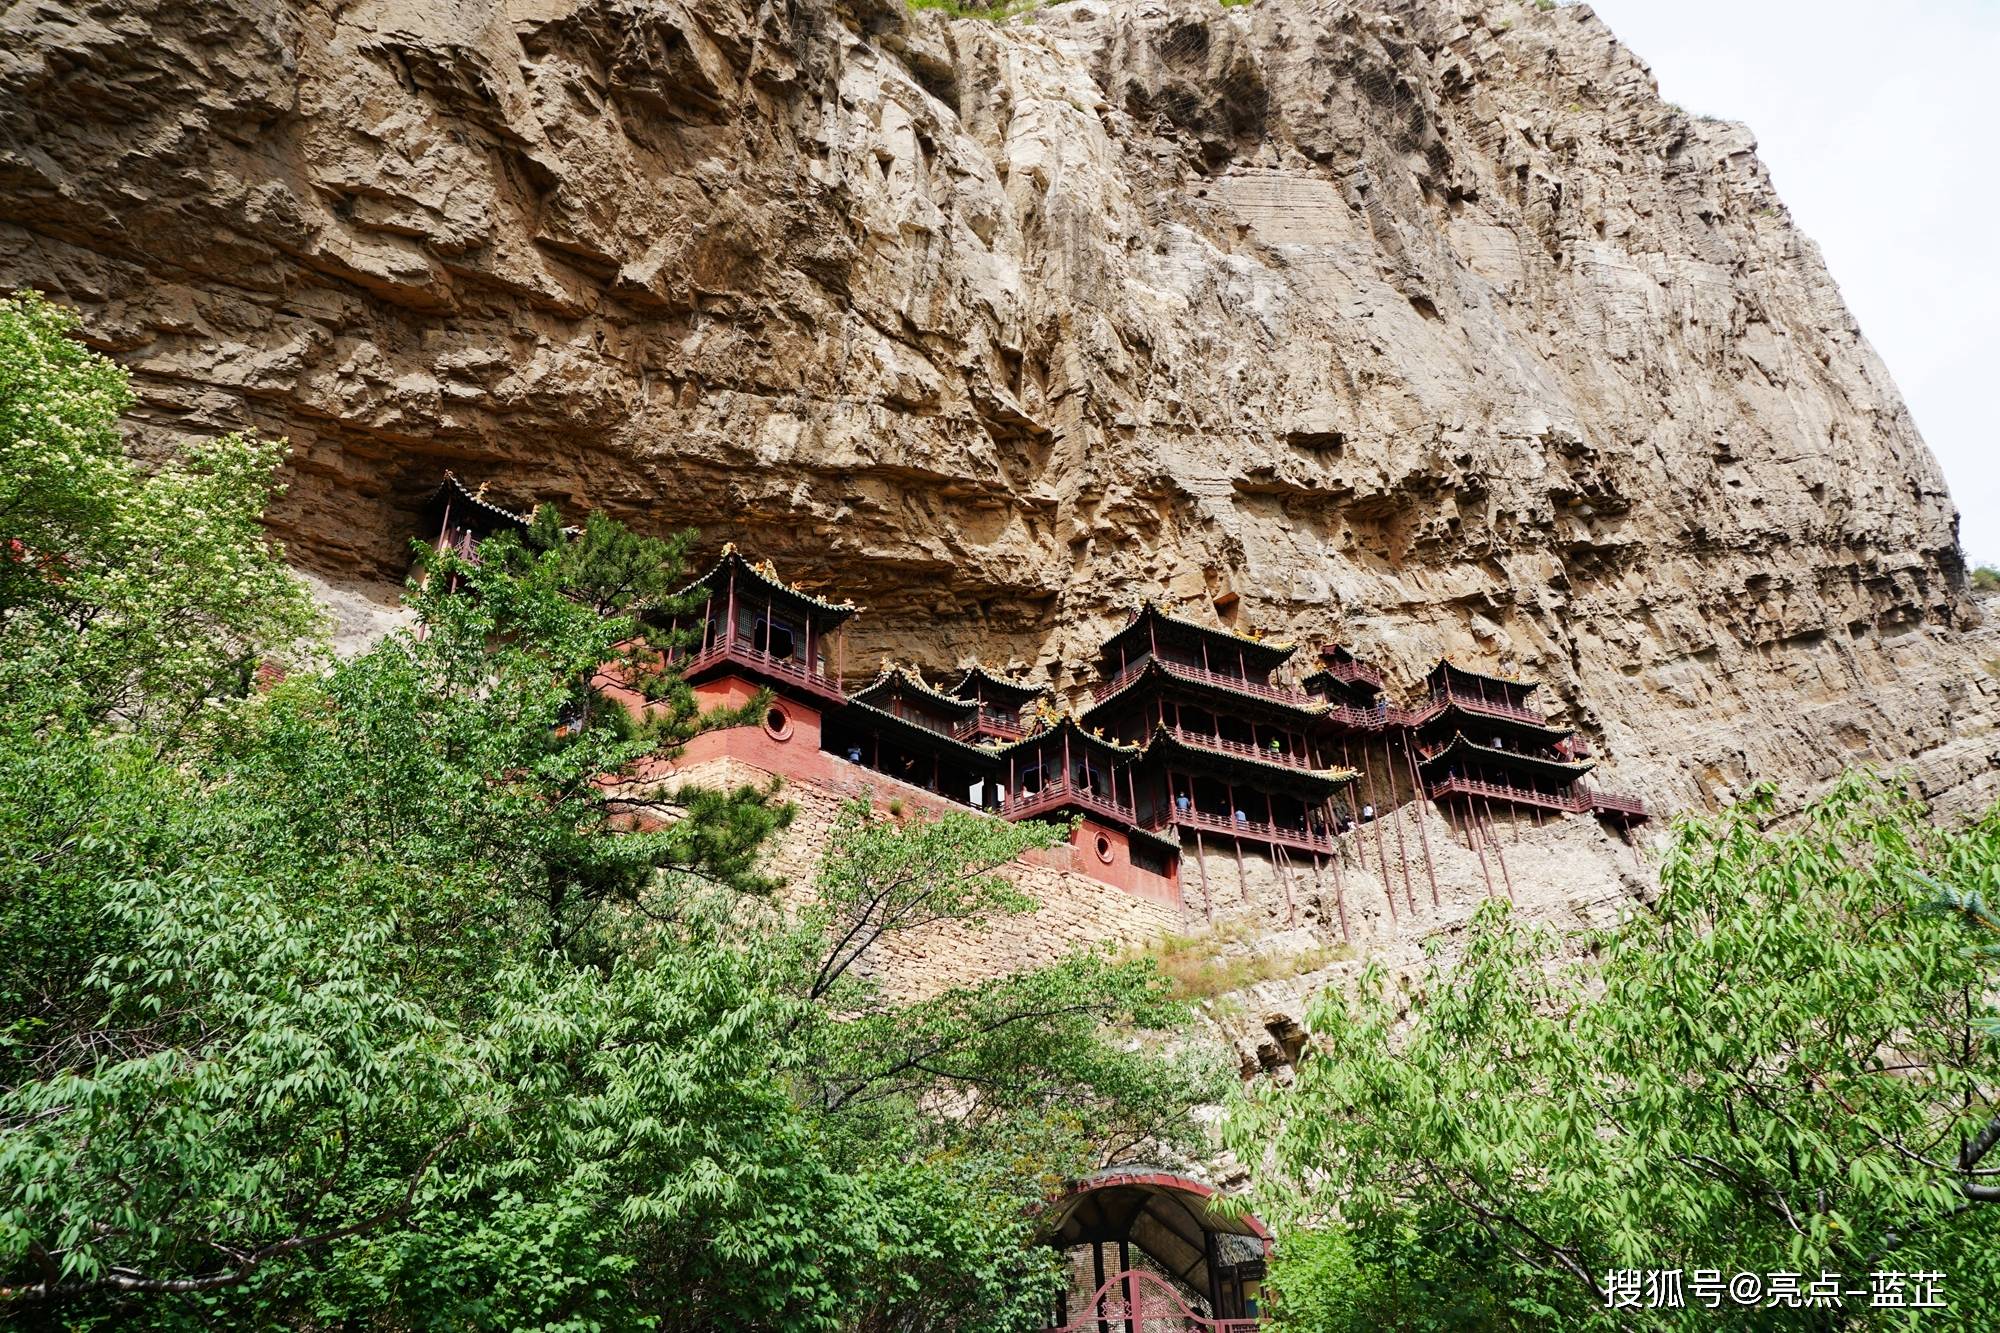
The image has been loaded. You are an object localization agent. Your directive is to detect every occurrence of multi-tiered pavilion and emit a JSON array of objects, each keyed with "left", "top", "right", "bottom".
[
  {"left": 1082, "top": 605, "right": 1357, "bottom": 860},
  {"left": 950, "top": 664, "right": 1048, "bottom": 743},
  {"left": 1410, "top": 662, "right": 1597, "bottom": 819},
  {"left": 414, "top": 482, "right": 1648, "bottom": 916}
]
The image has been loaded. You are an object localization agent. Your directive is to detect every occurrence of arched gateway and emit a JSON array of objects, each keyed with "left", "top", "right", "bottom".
[{"left": 1040, "top": 1169, "right": 1270, "bottom": 1331}]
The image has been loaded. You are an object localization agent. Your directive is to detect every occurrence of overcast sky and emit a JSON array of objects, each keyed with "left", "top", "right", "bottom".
[{"left": 1587, "top": 0, "right": 1998, "bottom": 567}]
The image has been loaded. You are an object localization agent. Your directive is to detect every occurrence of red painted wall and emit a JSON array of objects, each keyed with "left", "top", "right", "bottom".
[
  {"left": 609, "top": 672, "right": 1182, "bottom": 908},
  {"left": 1069, "top": 818, "right": 1184, "bottom": 909}
]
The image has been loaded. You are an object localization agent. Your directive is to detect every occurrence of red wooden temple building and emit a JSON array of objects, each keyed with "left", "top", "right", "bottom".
[
  {"left": 949, "top": 664, "right": 1049, "bottom": 743},
  {"left": 829, "top": 664, "right": 1000, "bottom": 808},
  {"left": 1299, "top": 643, "right": 1391, "bottom": 730},
  {"left": 1409, "top": 661, "right": 1643, "bottom": 824},
  {"left": 1040, "top": 1169, "right": 1270, "bottom": 1331},
  {"left": 413, "top": 480, "right": 1647, "bottom": 918},
  {"left": 667, "top": 546, "right": 855, "bottom": 710},
  {"left": 990, "top": 715, "right": 1185, "bottom": 903},
  {"left": 1083, "top": 605, "right": 1357, "bottom": 860}
]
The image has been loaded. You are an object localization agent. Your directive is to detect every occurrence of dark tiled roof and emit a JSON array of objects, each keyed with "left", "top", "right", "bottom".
[
  {"left": 675, "top": 547, "right": 860, "bottom": 624},
  {"left": 989, "top": 714, "right": 1141, "bottom": 760},
  {"left": 851, "top": 664, "right": 978, "bottom": 715},
  {"left": 1100, "top": 602, "right": 1298, "bottom": 671},
  {"left": 1427, "top": 659, "right": 1539, "bottom": 693},
  {"left": 429, "top": 472, "right": 535, "bottom": 530},
  {"left": 1142, "top": 725, "right": 1359, "bottom": 796},
  {"left": 1416, "top": 733, "right": 1593, "bottom": 778},
  {"left": 839, "top": 699, "right": 998, "bottom": 764},
  {"left": 949, "top": 663, "right": 1050, "bottom": 706},
  {"left": 1084, "top": 657, "right": 1330, "bottom": 726}
]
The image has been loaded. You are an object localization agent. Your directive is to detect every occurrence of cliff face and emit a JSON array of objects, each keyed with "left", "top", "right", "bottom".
[{"left": 1, "top": 0, "right": 1991, "bottom": 814}]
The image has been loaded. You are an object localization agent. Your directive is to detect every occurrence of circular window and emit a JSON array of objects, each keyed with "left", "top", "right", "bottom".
[
  {"left": 763, "top": 705, "right": 792, "bottom": 741},
  {"left": 1094, "top": 833, "right": 1115, "bottom": 864}
]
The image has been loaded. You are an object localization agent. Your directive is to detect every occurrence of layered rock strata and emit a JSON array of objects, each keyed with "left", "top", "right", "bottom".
[{"left": 2, "top": 0, "right": 1990, "bottom": 820}]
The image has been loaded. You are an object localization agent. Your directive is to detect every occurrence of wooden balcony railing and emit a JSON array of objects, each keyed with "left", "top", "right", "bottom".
[
  {"left": 1093, "top": 659, "right": 1319, "bottom": 711},
  {"left": 1045, "top": 1269, "right": 1260, "bottom": 1333},
  {"left": 1162, "top": 725, "right": 1320, "bottom": 772},
  {"left": 1323, "top": 701, "right": 1394, "bottom": 731},
  {"left": 1001, "top": 776, "right": 1135, "bottom": 826},
  {"left": 1425, "top": 775, "right": 1646, "bottom": 821},
  {"left": 677, "top": 638, "right": 847, "bottom": 703},
  {"left": 1585, "top": 787, "right": 1647, "bottom": 818},
  {"left": 957, "top": 708, "right": 1028, "bottom": 741},
  {"left": 1316, "top": 653, "right": 1385, "bottom": 690},
  {"left": 1426, "top": 775, "right": 1586, "bottom": 814},
  {"left": 1145, "top": 806, "right": 1337, "bottom": 855},
  {"left": 1405, "top": 686, "right": 1551, "bottom": 730}
]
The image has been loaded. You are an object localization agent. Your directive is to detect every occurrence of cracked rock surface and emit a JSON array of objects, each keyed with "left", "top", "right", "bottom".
[{"left": 2, "top": 0, "right": 1992, "bottom": 817}]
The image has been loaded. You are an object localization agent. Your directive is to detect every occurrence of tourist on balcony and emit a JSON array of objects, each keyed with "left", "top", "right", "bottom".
[
  {"left": 846, "top": 744, "right": 863, "bottom": 763},
  {"left": 1233, "top": 808, "right": 1247, "bottom": 825},
  {"left": 1176, "top": 791, "right": 1191, "bottom": 817}
]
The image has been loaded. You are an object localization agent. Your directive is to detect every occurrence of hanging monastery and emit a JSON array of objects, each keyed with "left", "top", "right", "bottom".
[
  {"left": 428, "top": 474, "right": 1656, "bottom": 1326},
  {"left": 428, "top": 476, "right": 1649, "bottom": 947}
]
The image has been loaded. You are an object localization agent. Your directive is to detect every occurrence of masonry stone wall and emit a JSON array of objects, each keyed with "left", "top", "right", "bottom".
[{"left": 661, "top": 750, "right": 1183, "bottom": 1001}]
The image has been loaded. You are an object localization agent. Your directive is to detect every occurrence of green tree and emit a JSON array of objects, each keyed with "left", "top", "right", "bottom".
[
  {"left": 0, "top": 294, "right": 1218, "bottom": 1329},
  {"left": 1232, "top": 773, "right": 2000, "bottom": 1329},
  {"left": 0, "top": 290, "right": 317, "bottom": 738}
]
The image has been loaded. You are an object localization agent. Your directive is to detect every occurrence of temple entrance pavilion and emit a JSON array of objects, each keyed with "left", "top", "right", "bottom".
[{"left": 1040, "top": 1169, "right": 1270, "bottom": 1332}]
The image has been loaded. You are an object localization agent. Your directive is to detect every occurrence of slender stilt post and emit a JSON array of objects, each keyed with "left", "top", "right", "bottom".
[
  {"left": 1383, "top": 736, "right": 1416, "bottom": 915},
  {"left": 1482, "top": 794, "right": 1516, "bottom": 902},
  {"left": 1326, "top": 845, "right": 1350, "bottom": 940},
  {"left": 1194, "top": 829, "right": 1214, "bottom": 923},
  {"left": 1275, "top": 842, "right": 1297, "bottom": 926},
  {"left": 1361, "top": 743, "right": 1402, "bottom": 915},
  {"left": 1467, "top": 799, "right": 1497, "bottom": 898},
  {"left": 1401, "top": 731, "right": 1441, "bottom": 908},
  {"left": 1118, "top": 1241, "right": 1135, "bottom": 1333}
]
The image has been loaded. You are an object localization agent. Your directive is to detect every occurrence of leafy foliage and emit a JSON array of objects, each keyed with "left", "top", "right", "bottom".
[
  {"left": 0, "top": 290, "right": 318, "bottom": 739},
  {"left": 0, "top": 299, "right": 1219, "bottom": 1329},
  {"left": 1235, "top": 773, "right": 2000, "bottom": 1329}
]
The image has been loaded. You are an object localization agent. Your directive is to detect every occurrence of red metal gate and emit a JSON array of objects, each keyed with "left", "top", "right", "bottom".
[{"left": 1044, "top": 1269, "right": 1260, "bottom": 1333}]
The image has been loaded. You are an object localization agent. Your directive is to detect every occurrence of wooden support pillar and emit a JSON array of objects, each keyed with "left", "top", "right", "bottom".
[
  {"left": 1275, "top": 842, "right": 1297, "bottom": 926},
  {"left": 1118, "top": 1240, "right": 1135, "bottom": 1333},
  {"left": 1383, "top": 736, "right": 1416, "bottom": 915},
  {"left": 1205, "top": 1227, "right": 1223, "bottom": 1319},
  {"left": 1094, "top": 1243, "right": 1109, "bottom": 1333},
  {"left": 1401, "top": 731, "right": 1442, "bottom": 909},
  {"left": 1482, "top": 794, "right": 1516, "bottom": 902},
  {"left": 1194, "top": 828, "right": 1214, "bottom": 923},
  {"left": 1468, "top": 798, "right": 1497, "bottom": 899},
  {"left": 724, "top": 565, "right": 737, "bottom": 651},
  {"left": 1361, "top": 743, "right": 1402, "bottom": 914},
  {"left": 1317, "top": 852, "right": 1348, "bottom": 943}
]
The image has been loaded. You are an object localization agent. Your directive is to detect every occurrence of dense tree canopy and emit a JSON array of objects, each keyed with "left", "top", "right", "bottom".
[
  {"left": 1235, "top": 774, "right": 2000, "bottom": 1331},
  {"left": 0, "top": 291, "right": 1222, "bottom": 1330}
]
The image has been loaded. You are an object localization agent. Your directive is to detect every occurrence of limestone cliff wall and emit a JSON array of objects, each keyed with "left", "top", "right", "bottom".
[{"left": 2, "top": 0, "right": 1992, "bottom": 819}]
